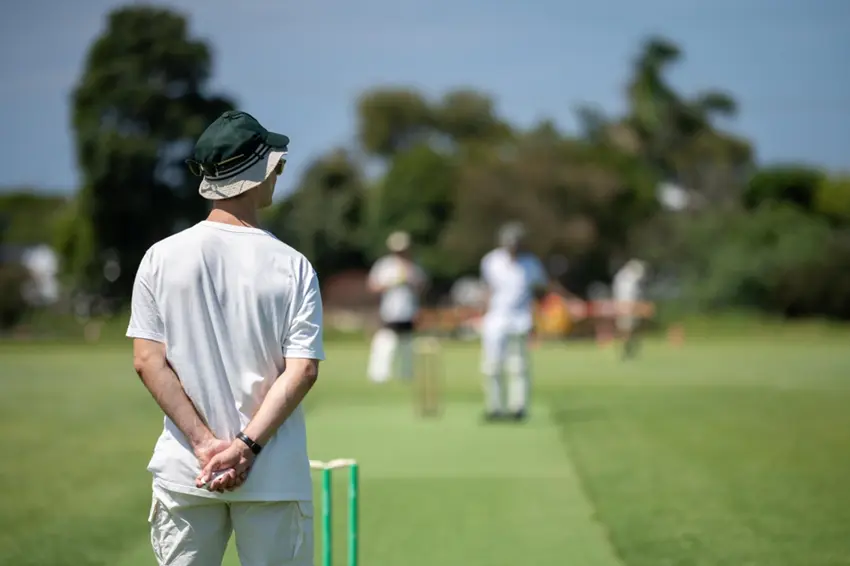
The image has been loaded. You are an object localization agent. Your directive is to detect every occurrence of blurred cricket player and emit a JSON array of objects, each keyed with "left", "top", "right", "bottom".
[
  {"left": 367, "top": 230, "right": 428, "bottom": 382},
  {"left": 479, "top": 221, "right": 572, "bottom": 421},
  {"left": 613, "top": 258, "right": 647, "bottom": 359},
  {"left": 127, "top": 111, "right": 323, "bottom": 565}
]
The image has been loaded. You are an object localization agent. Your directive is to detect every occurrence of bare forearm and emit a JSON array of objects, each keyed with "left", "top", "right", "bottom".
[
  {"left": 242, "top": 365, "right": 318, "bottom": 446},
  {"left": 136, "top": 361, "right": 212, "bottom": 448}
]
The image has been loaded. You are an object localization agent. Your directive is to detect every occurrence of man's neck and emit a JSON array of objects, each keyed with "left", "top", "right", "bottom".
[{"left": 207, "top": 203, "right": 260, "bottom": 229}]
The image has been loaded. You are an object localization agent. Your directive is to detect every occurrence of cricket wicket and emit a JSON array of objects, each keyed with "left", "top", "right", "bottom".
[
  {"left": 310, "top": 459, "right": 359, "bottom": 566},
  {"left": 414, "top": 336, "right": 442, "bottom": 417}
]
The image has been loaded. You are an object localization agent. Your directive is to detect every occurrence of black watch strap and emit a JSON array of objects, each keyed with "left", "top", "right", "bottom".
[{"left": 236, "top": 432, "right": 262, "bottom": 455}]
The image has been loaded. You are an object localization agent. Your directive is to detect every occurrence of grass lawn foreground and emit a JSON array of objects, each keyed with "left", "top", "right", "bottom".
[{"left": 1, "top": 332, "right": 849, "bottom": 565}]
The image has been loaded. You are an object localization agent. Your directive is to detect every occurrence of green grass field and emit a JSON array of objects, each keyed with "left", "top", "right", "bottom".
[{"left": 2, "top": 334, "right": 850, "bottom": 566}]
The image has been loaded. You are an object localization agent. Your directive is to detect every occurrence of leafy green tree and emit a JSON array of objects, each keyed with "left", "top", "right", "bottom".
[
  {"left": 814, "top": 174, "right": 850, "bottom": 225},
  {"left": 743, "top": 165, "right": 825, "bottom": 212},
  {"left": 265, "top": 149, "right": 367, "bottom": 279},
  {"left": 624, "top": 36, "right": 752, "bottom": 204},
  {"left": 0, "top": 192, "right": 68, "bottom": 246},
  {"left": 574, "top": 105, "right": 610, "bottom": 145},
  {"left": 433, "top": 89, "right": 511, "bottom": 147},
  {"left": 365, "top": 144, "right": 458, "bottom": 277},
  {"left": 356, "top": 88, "right": 510, "bottom": 284},
  {"left": 356, "top": 88, "right": 433, "bottom": 158},
  {"left": 254, "top": 38, "right": 850, "bottom": 320},
  {"left": 638, "top": 203, "right": 847, "bottom": 317},
  {"left": 356, "top": 87, "right": 510, "bottom": 159},
  {"left": 442, "top": 125, "right": 658, "bottom": 292},
  {"left": 627, "top": 36, "right": 682, "bottom": 149},
  {"left": 63, "top": 5, "right": 234, "bottom": 300},
  {"left": 0, "top": 262, "right": 32, "bottom": 330}
]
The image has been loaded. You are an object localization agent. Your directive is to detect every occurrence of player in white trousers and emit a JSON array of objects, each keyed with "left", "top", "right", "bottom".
[
  {"left": 479, "top": 222, "right": 573, "bottom": 421},
  {"left": 367, "top": 231, "right": 428, "bottom": 382},
  {"left": 613, "top": 258, "right": 647, "bottom": 360}
]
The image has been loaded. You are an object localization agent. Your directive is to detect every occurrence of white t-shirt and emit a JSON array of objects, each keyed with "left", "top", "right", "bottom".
[
  {"left": 368, "top": 255, "right": 426, "bottom": 323},
  {"left": 126, "top": 221, "right": 325, "bottom": 502},
  {"left": 613, "top": 266, "right": 643, "bottom": 302},
  {"left": 480, "top": 248, "right": 547, "bottom": 334}
]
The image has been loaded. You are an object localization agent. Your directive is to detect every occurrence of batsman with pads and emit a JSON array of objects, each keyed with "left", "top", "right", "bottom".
[
  {"left": 366, "top": 231, "right": 428, "bottom": 383},
  {"left": 479, "top": 222, "right": 575, "bottom": 421}
]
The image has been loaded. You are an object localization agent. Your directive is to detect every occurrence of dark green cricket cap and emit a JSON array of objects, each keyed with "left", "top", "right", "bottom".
[{"left": 187, "top": 110, "right": 289, "bottom": 182}]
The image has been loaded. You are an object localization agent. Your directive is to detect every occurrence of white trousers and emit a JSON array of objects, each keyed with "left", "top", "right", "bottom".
[
  {"left": 616, "top": 315, "right": 636, "bottom": 333},
  {"left": 148, "top": 484, "right": 314, "bottom": 566},
  {"left": 480, "top": 322, "right": 532, "bottom": 413},
  {"left": 368, "top": 327, "right": 414, "bottom": 382}
]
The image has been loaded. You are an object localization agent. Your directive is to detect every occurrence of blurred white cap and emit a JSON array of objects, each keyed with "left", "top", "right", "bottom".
[
  {"left": 386, "top": 231, "right": 411, "bottom": 252},
  {"left": 498, "top": 221, "right": 526, "bottom": 248},
  {"left": 625, "top": 258, "right": 647, "bottom": 278}
]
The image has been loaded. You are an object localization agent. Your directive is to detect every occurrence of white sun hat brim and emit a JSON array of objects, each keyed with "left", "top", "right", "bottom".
[
  {"left": 198, "top": 144, "right": 287, "bottom": 200},
  {"left": 386, "top": 231, "right": 411, "bottom": 252}
]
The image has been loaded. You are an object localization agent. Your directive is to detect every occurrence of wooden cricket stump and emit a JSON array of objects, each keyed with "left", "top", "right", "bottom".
[{"left": 413, "top": 336, "right": 442, "bottom": 417}]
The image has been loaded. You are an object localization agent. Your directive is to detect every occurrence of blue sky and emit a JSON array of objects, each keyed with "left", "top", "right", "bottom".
[{"left": 1, "top": 0, "right": 848, "bottom": 197}]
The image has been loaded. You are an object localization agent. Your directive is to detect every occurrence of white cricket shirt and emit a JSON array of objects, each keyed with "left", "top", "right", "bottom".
[
  {"left": 613, "top": 266, "right": 642, "bottom": 302},
  {"left": 368, "top": 255, "right": 426, "bottom": 323},
  {"left": 126, "top": 221, "right": 325, "bottom": 501},
  {"left": 480, "top": 248, "right": 547, "bottom": 334}
]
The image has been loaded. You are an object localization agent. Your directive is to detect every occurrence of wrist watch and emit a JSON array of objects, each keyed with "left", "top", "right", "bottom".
[{"left": 236, "top": 432, "right": 263, "bottom": 455}]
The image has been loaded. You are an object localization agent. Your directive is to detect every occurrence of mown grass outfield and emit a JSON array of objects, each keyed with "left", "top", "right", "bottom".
[{"left": 1, "top": 331, "right": 850, "bottom": 566}]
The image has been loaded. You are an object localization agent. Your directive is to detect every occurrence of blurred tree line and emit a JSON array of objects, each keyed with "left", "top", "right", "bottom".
[
  {"left": 0, "top": 192, "right": 68, "bottom": 327},
  {"left": 2, "top": 5, "right": 849, "bottom": 330}
]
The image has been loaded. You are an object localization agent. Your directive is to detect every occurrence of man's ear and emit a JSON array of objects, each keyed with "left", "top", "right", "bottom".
[{"left": 256, "top": 176, "right": 275, "bottom": 209}]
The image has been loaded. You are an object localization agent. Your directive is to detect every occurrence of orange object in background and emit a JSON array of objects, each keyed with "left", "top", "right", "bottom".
[{"left": 535, "top": 293, "right": 572, "bottom": 337}]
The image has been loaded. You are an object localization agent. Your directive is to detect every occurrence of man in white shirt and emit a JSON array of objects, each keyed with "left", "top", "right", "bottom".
[
  {"left": 366, "top": 231, "right": 427, "bottom": 382},
  {"left": 479, "top": 222, "right": 571, "bottom": 421},
  {"left": 126, "top": 110, "right": 324, "bottom": 566},
  {"left": 613, "top": 258, "right": 647, "bottom": 360}
]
